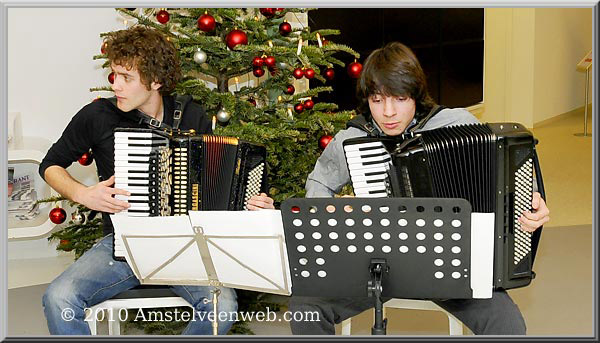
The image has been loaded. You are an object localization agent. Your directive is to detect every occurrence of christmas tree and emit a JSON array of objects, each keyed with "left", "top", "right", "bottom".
[
  {"left": 47, "top": 7, "right": 361, "bottom": 334},
  {"left": 93, "top": 7, "right": 360, "bottom": 204}
]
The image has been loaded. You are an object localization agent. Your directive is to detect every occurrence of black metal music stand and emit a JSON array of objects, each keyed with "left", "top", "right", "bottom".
[{"left": 281, "top": 197, "right": 484, "bottom": 335}]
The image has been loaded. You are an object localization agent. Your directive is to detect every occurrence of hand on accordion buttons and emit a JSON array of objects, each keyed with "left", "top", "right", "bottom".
[
  {"left": 76, "top": 175, "right": 131, "bottom": 214},
  {"left": 518, "top": 192, "right": 550, "bottom": 232},
  {"left": 246, "top": 193, "right": 275, "bottom": 210}
]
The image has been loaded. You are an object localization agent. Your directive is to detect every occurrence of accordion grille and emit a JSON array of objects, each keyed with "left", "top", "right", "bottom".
[
  {"left": 513, "top": 158, "right": 533, "bottom": 265},
  {"left": 243, "top": 162, "right": 265, "bottom": 210}
]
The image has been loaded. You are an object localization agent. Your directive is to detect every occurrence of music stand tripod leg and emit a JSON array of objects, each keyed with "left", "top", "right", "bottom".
[
  {"left": 203, "top": 288, "right": 221, "bottom": 335},
  {"left": 368, "top": 259, "right": 389, "bottom": 335}
]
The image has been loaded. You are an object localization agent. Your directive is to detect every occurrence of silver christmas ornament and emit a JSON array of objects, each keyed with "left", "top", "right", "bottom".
[
  {"left": 193, "top": 49, "right": 208, "bottom": 64},
  {"left": 71, "top": 211, "right": 86, "bottom": 225},
  {"left": 216, "top": 108, "right": 231, "bottom": 123},
  {"left": 277, "top": 61, "right": 289, "bottom": 70}
]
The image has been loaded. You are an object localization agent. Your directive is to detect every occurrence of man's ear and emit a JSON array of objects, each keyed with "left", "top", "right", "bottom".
[{"left": 150, "top": 81, "right": 162, "bottom": 91}]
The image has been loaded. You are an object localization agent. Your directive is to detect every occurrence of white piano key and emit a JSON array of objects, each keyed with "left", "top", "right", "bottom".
[
  {"left": 350, "top": 174, "right": 387, "bottom": 182},
  {"left": 347, "top": 154, "right": 391, "bottom": 165},
  {"left": 343, "top": 141, "right": 385, "bottom": 151},
  {"left": 343, "top": 148, "right": 389, "bottom": 158}
]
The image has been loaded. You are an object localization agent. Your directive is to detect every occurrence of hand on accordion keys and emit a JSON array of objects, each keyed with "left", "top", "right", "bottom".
[
  {"left": 246, "top": 192, "right": 275, "bottom": 210},
  {"left": 75, "top": 175, "right": 131, "bottom": 214},
  {"left": 518, "top": 192, "right": 550, "bottom": 232}
]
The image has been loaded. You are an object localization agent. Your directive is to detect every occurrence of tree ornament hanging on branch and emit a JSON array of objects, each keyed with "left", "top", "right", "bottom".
[
  {"left": 100, "top": 41, "right": 108, "bottom": 54},
  {"left": 304, "top": 68, "right": 315, "bottom": 79},
  {"left": 319, "top": 135, "right": 334, "bottom": 150},
  {"left": 216, "top": 108, "right": 231, "bottom": 123},
  {"left": 78, "top": 150, "right": 94, "bottom": 166},
  {"left": 193, "top": 48, "right": 208, "bottom": 64},
  {"left": 324, "top": 67, "right": 335, "bottom": 81},
  {"left": 226, "top": 29, "right": 248, "bottom": 49},
  {"left": 247, "top": 98, "right": 257, "bottom": 107},
  {"left": 279, "top": 21, "right": 292, "bottom": 36},
  {"left": 252, "top": 56, "right": 264, "bottom": 68},
  {"left": 108, "top": 72, "right": 115, "bottom": 84},
  {"left": 71, "top": 211, "right": 86, "bottom": 225},
  {"left": 253, "top": 67, "right": 265, "bottom": 77},
  {"left": 263, "top": 56, "right": 276, "bottom": 69},
  {"left": 49, "top": 207, "right": 67, "bottom": 225},
  {"left": 292, "top": 68, "right": 304, "bottom": 79},
  {"left": 304, "top": 99, "right": 315, "bottom": 110},
  {"left": 347, "top": 60, "right": 363, "bottom": 79},
  {"left": 156, "top": 9, "right": 170, "bottom": 24},
  {"left": 259, "top": 8, "right": 276, "bottom": 18},
  {"left": 285, "top": 84, "right": 295, "bottom": 95},
  {"left": 294, "top": 103, "right": 304, "bottom": 113},
  {"left": 197, "top": 13, "right": 216, "bottom": 32}
]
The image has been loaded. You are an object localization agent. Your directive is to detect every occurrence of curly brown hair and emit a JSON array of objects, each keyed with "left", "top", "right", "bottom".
[
  {"left": 104, "top": 26, "right": 181, "bottom": 95},
  {"left": 356, "top": 42, "right": 436, "bottom": 121}
]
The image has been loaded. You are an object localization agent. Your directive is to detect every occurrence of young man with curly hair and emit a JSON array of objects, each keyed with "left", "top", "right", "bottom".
[
  {"left": 39, "top": 26, "right": 274, "bottom": 335},
  {"left": 289, "top": 42, "right": 550, "bottom": 335}
]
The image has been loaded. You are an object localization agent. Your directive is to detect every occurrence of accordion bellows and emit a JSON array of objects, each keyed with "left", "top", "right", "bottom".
[
  {"left": 113, "top": 128, "right": 267, "bottom": 215},
  {"left": 342, "top": 123, "right": 544, "bottom": 290}
]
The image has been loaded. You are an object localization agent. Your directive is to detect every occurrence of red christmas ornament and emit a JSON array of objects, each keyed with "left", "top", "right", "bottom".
[
  {"left": 78, "top": 151, "right": 94, "bottom": 166},
  {"left": 49, "top": 207, "right": 67, "bottom": 225},
  {"left": 285, "top": 85, "right": 295, "bottom": 95},
  {"left": 304, "top": 68, "right": 315, "bottom": 79},
  {"left": 101, "top": 42, "right": 107, "bottom": 54},
  {"left": 264, "top": 56, "right": 276, "bottom": 68},
  {"left": 59, "top": 239, "right": 72, "bottom": 251},
  {"left": 319, "top": 135, "right": 334, "bottom": 150},
  {"left": 279, "top": 21, "right": 292, "bottom": 36},
  {"left": 322, "top": 38, "right": 330, "bottom": 46},
  {"left": 304, "top": 99, "right": 315, "bottom": 110},
  {"left": 252, "top": 56, "right": 264, "bottom": 68},
  {"left": 347, "top": 61, "right": 363, "bottom": 79},
  {"left": 156, "top": 10, "right": 170, "bottom": 24},
  {"left": 248, "top": 98, "right": 257, "bottom": 106},
  {"left": 253, "top": 67, "right": 265, "bottom": 77},
  {"left": 324, "top": 68, "right": 335, "bottom": 81},
  {"left": 226, "top": 29, "right": 248, "bottom": 49},
  {"left": 259, "top": 8, "right": 276, "bottom": 18},
  {"left": 108, "top": 72, "right": 115, "bottom": 84},
  {"left": 197, "top": 14, "right": 216, "bottom": 32},
  {"left": 292, "top": 68, "right": 304, "bottom": 79},
  {"left": 294, "top": 103, "right": 304, "bottom": 113}
]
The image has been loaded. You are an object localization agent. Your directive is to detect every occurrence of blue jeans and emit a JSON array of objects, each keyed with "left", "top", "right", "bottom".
[{"left": 42, "top": 234, "right": 238, "bottom": 335}]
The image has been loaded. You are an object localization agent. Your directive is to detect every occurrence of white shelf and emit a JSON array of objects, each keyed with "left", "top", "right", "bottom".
[{"left": 8, "top": 148, "right": 59, "bottom": 240}]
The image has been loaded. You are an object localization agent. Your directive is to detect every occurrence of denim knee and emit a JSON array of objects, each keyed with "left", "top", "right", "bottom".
[{"left": 43, "top": 278, "right": 84, "bottom": 313}]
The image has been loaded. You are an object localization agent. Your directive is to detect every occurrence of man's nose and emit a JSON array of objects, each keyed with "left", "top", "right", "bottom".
[{"left": 383, "top": 100, "right": 395, "bottom": 117}]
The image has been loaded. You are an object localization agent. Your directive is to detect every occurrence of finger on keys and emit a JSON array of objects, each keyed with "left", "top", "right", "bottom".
[
  {"left": 101, "top": 175, "right": 116, "bottom": 186},
  {"left": 111, "top": 187, "right": 132, "bottom": 197}
]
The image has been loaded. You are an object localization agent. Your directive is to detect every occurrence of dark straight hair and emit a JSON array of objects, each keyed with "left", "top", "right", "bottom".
[{"left": 356, "top": 41, "right": 436, "bottom": 121}]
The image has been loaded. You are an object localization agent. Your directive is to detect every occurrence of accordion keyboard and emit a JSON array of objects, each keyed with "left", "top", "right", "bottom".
[{"left": 343, "top": 141, "right": 392, "bottom": 197}]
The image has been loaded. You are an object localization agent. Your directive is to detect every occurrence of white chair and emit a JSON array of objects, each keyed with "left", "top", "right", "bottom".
[
  {"left": 341, "top": 298, "right": 464, "bottom": 335},
  {"left": 86, "top": 286, "right": 193, "bottom": 335}
]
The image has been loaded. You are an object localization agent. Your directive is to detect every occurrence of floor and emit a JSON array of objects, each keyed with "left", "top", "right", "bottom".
[{"left": 6, "top": 106, "right": 595, "bottom": 336}]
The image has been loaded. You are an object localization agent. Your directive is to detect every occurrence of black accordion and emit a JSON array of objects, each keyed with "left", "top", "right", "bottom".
[
  {"left": 342, "top": 123, "right": 545, "bottom": 290},
  {"left": 112, "top": 128, "right": 268, "bottom": 260}
]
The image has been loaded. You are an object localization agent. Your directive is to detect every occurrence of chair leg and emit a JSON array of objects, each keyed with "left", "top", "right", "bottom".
[
  {"left": 86, "top": 308, "right": 98, "bottom": 335},
  {"left": 108, "top": 310, "right": 121, "bottom": 336},
  {"left": 341, "top": 318, "right": 352, "bottom": 335},
  {"left": 447, "top": 314, "right": 463, "bottom": 335}
]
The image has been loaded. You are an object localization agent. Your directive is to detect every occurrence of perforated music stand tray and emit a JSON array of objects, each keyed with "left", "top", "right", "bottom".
[
  {"left": 110, "top": 210, "right": 292, "bottom": 295},
  {"left": 280, "top": 197, "right": 495, "bottom": 300}
]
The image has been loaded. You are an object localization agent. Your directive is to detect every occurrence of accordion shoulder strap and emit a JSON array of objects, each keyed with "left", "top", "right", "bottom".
[
  {"left": 346, "top": 114, "right": 380, "bottom": 137},
  {"left": 105, "top": 95, "right": 192, "bottom": 131},
  {"left": 408, "top": 104, "right": 446, "bottom": 133}
]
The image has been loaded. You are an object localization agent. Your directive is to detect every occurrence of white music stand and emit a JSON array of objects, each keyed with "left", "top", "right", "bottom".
[{"left": 110, "top": 210, "right": 292, "bottom": 334}]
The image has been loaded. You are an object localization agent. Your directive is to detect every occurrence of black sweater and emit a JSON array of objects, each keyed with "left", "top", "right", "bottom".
[{"left": 39, "top": 95, "right": 212, "bottom": 236}]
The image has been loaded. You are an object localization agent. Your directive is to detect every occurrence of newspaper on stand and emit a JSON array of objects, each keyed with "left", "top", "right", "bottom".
[{"left": 8, "top": 168, "right": 40, "bottom": 220}]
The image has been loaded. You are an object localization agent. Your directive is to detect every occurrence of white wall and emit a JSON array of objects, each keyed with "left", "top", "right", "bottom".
[{"left": 8, "top": 8, "right": 122, "bottom": 261}]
